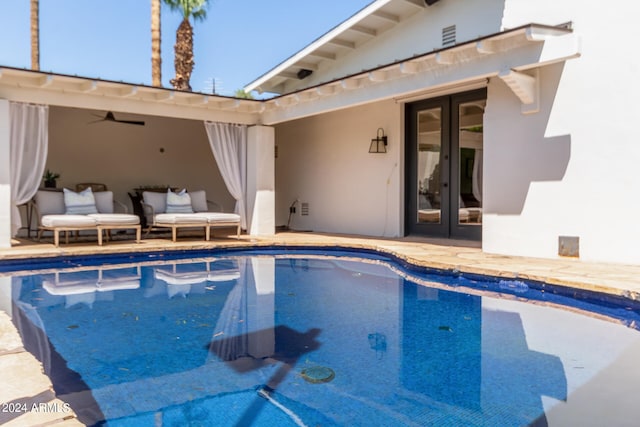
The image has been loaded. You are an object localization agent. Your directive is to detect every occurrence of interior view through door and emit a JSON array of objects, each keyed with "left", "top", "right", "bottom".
[{"left": 405, "top": 89, "right": 486, "bottom": 240}]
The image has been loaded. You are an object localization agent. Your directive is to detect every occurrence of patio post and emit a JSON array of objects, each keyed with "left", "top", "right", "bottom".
[{"left": 246, "top": 125, "right": 275, "bottom": 236}]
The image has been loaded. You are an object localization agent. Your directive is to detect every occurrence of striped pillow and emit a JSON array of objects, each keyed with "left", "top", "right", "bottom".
[
  {"left": 63, "top": 187, "right": 98, "bottom": 214},
  {"left": 166, "top": 188, "right": 193, "bottom": 213}
]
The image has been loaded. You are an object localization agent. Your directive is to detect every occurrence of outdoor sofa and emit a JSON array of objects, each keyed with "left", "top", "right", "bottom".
[
  {"left": 141, "top": 189, "right": 241, "bottom": 242},
  {"left": 34, "top": 188, "right": 141, "bottom": 247}
]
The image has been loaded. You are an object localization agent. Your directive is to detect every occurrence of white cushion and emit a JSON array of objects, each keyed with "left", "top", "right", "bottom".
[
  {"left": 63, "top": 188, "right": 98, "bottom": 214},
  {"left": 189, "top": 190, "right": 208, "bottom": 212},
  {"left": 97, "top": 280, "right": 140, "bottom": 291},
  {"left": 155, "top": 269, "right": 208, "bottom": 285},
  {"left": 88, "top": 213, "right": 140, "bottom": 225},
  {"left": 35, "top": 191, "right": 66, "bottom": 216},
  {"left": 142, "top": 191, "right": 167, "bottom": 214},
  {"left": 166, "top": 189, "right": 194, "bottom": 213},
  {"left": 94, "top": 191, "right": 114, "bottom": 214},
  {"left": 200, "top": 212, "right": 241, "bottom": 224},
  {"left": 41, "top": 214, "right": 97, "bottom": 227},
  {"left": 43, "top": 281, "right": 96, "bottom": 296},
  {"left": 207, "top": 271, "right": 241, "bottom": 282},
  {"left": 154, "top": 213, "right": 209, "bottom": 224}
]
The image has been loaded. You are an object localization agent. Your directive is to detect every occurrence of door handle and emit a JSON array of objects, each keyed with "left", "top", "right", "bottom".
[{"left": 443, "top": 182, "right": 448, "bottom": 188}]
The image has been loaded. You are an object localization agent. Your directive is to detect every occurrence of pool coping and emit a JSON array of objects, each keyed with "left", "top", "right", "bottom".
[{"left": 2, "top": 237, "right": 638, "bottom": 302}]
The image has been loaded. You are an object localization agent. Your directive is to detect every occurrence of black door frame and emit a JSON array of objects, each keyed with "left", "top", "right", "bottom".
[{"left": 405, "top": 88, "right": 486, "bottom": 240}]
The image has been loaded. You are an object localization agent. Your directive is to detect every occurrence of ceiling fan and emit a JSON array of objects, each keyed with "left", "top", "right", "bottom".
[{"left": 89, "top": 111, "right": 145, "bottom": 126}]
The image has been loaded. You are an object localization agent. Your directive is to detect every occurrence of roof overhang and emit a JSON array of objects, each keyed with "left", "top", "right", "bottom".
[
  {"left": 0, "top": 68, "right": 263, "bottom": 124},
  {"left": 258, "top": 24, "right": 581, "bottom": 124},
  {"left": 245, "top": 0, "right": 428, "bottom": 95},
  {"left": 0, "top": 24, "right": 580, "bottom": 127}
]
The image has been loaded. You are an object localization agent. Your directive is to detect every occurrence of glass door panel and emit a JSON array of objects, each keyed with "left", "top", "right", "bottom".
[
  {"left": 457, "top": 100, "right": 485, "bottom": 226},
  {"left": 417, "top": 107, "right": 442, "bottom": 224},
  {"left": 406, "top": 88, "right": 485, "bottom": 240}
]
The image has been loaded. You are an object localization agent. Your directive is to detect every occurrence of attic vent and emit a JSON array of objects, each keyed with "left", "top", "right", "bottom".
[{"left": 442, "top": 25, "right": 456, "bottom": 47}]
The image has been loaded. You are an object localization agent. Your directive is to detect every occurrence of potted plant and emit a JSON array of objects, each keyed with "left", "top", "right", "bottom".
[{"left": 43, "top": 169, "right": 60, "bottom": 188}]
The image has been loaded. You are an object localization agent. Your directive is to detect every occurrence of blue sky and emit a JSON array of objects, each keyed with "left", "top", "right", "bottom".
[{"left": 0, "top": 0, "right": 372, "bottom": 97}]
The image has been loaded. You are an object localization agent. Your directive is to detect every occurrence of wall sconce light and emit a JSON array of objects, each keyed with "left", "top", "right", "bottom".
[{"left": 369, "top": 128, "right": 388, "bottom": 153}]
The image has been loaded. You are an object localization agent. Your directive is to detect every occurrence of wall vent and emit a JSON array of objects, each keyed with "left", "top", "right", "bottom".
[
  {"left": 442, "top": 25, "right": 456, "bottom": 47},
  {"left": 301, "top": 202, "right": 310, "bottom": 216}
]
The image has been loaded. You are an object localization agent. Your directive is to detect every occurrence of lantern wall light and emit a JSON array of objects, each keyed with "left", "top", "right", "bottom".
[{"left": 369, "top": 128, "right": 388, "bottom": 153}]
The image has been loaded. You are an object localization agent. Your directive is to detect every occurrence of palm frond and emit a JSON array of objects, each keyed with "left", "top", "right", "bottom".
[{"left": 163, "top": 0, "right": 209, "bottom": 21}]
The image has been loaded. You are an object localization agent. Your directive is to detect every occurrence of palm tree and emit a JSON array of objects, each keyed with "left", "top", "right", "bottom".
[
  {"left": 151, "top": 0, "right": 162, "bottom": 86},
  {"left": 30, "top": 0, "right": 39, "bottom": 70},
  {"left": 164, "top": 0, "right": 209, "bottom": 91}
]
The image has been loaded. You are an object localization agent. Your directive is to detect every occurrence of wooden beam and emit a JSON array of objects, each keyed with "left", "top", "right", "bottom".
[
  {"left": 308, "top": 50, "right": 337, "bottom": 61},
  {"left": 350, "top": 24, "right": 377, "bottom": 37},
  {"left": 400, "top": 62, "right": 419, "bottom": 74},
  {"left": 372, "top": 10, "right": 400, "bottom": 23},
  {"left": 80, "top": 81, "right": 98, "bottom": 93},
  {"left": 435, "top": 52, "right": 454, "bottom": 64},
  {"left": 499, "top": 68, "right": 539, "bottom": 114},
  {"left": 369, "top": 70, "right": 387, "bottom": 82},
  {"left": 341, "top": 79, "right": 360, "bottom": 90},
  {"left": 476, "top": 40, "right": 496, "bottom": 54},
  {"left": 328, "top": 38, "right": 356, "bottom": 49},
  {"left": 37, "top": 75, "right": 54, "bottom": 87},
  {"left": 155, "top": 91, "right": 174, "bottom": 101},
  {"left": 118, "top": 86, "right": 138, "bottom": 97}
]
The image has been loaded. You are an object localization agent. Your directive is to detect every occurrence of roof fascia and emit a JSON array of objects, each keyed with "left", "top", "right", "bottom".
[
  {"left": 244, "top": 0, "right": 398, "bottom": 93},
  {"left": 264, "top": 23, "right": 573, "bottom": 102},
  {"left": 0, "top": 66, "right": 262, "bottom": 124},
  {"left": 259, "top": 23, "right": 579, "bottom": 124}
]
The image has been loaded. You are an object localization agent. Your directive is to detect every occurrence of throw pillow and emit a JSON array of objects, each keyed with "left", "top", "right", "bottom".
[
  {"left": 63, "top": 187, "right": 98, "bottom": 214},
  {"left": 166, "top": 188, "right": 194, "bottom": 213}
]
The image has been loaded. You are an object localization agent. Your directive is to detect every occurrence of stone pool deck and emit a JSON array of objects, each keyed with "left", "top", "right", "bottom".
[{"left": 1, "top": 231, "right": 639, "bottom": 425}]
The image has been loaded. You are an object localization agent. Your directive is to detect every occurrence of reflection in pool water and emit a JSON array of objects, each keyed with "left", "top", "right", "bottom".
[{"left": 6, "top": 251, "right": 640, "bottom": 426}]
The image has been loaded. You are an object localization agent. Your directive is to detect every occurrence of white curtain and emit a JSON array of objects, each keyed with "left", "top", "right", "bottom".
[
  {"left": 204, "top": 122, "right": 247, "bottom": 230},
  {"left": 10, "top": 102, "right": 49, "bottom": 236},
  {"left": 208, "top": 259, "right": 248, "bottom": 362},
  {"left": 472, "top": 148, "right": 483, "bottom": 203}
]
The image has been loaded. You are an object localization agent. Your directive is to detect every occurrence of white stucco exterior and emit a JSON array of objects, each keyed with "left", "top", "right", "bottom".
[
  {"left": 484, "top": 0, "right": 640, "bottom": 263},
  {"left": 275, "top": 100, "right": 402, "bottom": 237},
  {"left": 265, "top": 0, "right": 640, "bottom": 265},
  {"left": 1, "top": 0, "right": 638, "bottom": 265}
]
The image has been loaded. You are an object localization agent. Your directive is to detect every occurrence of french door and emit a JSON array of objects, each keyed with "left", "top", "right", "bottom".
[{"left": 405, "top": 89, "right": 486, "bottom": 240}]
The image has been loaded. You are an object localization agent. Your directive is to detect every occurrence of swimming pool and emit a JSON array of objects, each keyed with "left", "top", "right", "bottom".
[{"left": 4, "top": 248, "right": 640, "bottom": 426}]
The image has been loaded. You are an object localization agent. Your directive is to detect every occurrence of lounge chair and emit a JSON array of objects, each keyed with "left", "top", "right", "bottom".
[
  {"left": 142, "top": 189, "right": 241, "bottom": 242},
  {"left": 35, "top": 189, "right": 141, "bottom": 247},
  {"left": 42, "top": 266, "right": 141, "bottom": 308},
  {"left": 150, "top": 260, "right": 240, "bottom": 298}
]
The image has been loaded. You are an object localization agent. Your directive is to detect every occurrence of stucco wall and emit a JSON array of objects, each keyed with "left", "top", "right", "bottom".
[
  {"left": 481, "top": 0, "right": 640, "bottom": 264},
  {"left": 275, "top": 100, "right": 402, "bottom": 237},
  {"left": 286, "top": 0, "right": 506, "bottom": 93},
  {"left": 45, "top": 107, "right": 234, "bottom": 213}
]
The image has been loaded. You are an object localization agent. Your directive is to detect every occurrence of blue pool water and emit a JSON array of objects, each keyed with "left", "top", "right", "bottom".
[{"left": 4, "top": 248, "right": 640, "bottom": 426}]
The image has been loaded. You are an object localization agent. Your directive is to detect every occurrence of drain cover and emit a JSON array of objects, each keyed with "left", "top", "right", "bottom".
[{"left": 301, "top": 366, "right": 335, "bottom": 384}]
